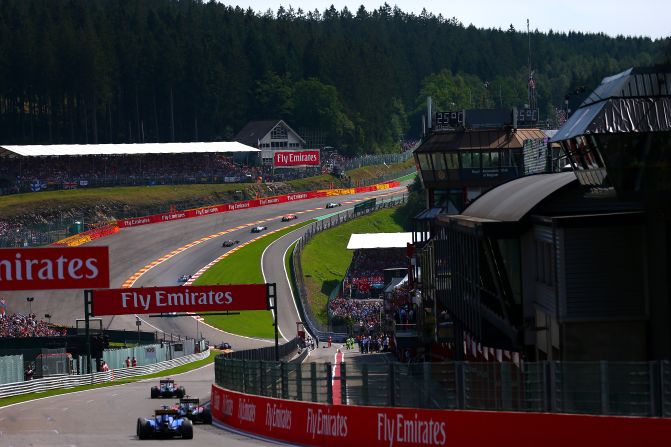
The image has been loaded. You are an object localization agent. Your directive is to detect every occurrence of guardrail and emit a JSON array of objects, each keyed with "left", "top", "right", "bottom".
[
  {"left": 291, "top": 193, "right": 408, "bottom": 341},
  {"left": 0, "top": 350, "right": 209, "bottom": 399}
]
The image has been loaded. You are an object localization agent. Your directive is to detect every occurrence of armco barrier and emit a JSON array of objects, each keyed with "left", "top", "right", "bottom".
[
  {"left": 117, "top": 181, "right": 401, "bottom": 228},
  {"left": 0, "top": 350, "right": 209, "bottom": 399},
  {"left": 210, "top": 384, "right": 671, "bottom": 447},
  {"left": 52, "top": 223, "right": 119, "bottom": 247}
]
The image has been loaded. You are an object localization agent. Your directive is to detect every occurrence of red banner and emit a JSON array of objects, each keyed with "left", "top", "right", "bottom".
[
  {"left": 273, "top": 150, "right": 320, "bottom": 167},
  {"left": 91, "top": 284, "right": 268, "bottom": 316},
  {"left": 116, "top": 181, "right": 402, "bottom": 228},
  {"left": 211, "top": 385, "right": 671, "bottom": 447},
  {"left": 0, "top": 247, "right": 109, "bottom": 291}
]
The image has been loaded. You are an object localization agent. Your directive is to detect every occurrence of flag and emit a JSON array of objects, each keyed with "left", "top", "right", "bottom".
[{"left": 0, "top": 298, "right": 6, "bottom": 317}]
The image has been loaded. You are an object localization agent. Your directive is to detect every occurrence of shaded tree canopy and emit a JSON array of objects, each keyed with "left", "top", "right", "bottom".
[{"left": 0, "top": 0, "right": 666, "bottom": 153}]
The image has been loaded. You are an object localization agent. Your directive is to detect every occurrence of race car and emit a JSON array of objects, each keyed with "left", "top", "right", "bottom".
[
  {"left": 222, "top": 239, "right": 239, "bottom": 247},
  {"left": 177, "top": 274, "right": 191, "bottom": 283},
  {"left": 325, "top": 202, "right": 342, "bottom": 208},
  {"left": 137, "top": 406, "right": 193, "bottom": 439},
  {"left": 217, "top": 342, "right": 234, "bottom": 354},
  {"left": 281, "top": 214, "right": 298, "bottom": 222},
  {"left": 251, "top": 225, "right": 267, "bottom": 233},
  {"left": 174, "top": 397, "right": 212, "bottom": 424},
  {"left": 151, "top": 379, "right": 186, "bottom": 399}
]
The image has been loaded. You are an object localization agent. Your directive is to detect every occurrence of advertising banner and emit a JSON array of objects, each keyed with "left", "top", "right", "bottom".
[
  {"left": 273, "top": 150, "right": 320, "bottom": 168},
  {"left": 0, "top": 246, "right": 109, "bottom": 291},
  {"left": 91, "top": 284, "right": 268, "bottom": 316},
  {"left": 210, "top": 385, "right": 671, "bottom": 447},
  {"left": 116, "top": 180, "right": 401, "bottom": 229}
]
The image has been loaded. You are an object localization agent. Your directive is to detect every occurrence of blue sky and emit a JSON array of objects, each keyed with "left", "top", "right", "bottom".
[{"left": 223, "top": 0, "right": 670, "bottom": 40}]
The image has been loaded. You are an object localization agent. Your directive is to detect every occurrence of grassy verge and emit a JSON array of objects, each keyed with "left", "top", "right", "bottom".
[
  {"left": 345, "top": 157, "right": 414, "bottom": 183},
  {"left": 300, "top": 208, "right": 407, "bottom": 326},
  {"left": 0, "top": 349, "right": 216, "bottom": 408},
  {"left": 193, "top": 221, "right": 313, "bottom": 339},
  {"left": 0, "top": 159, "right": 413, "bottom": 220}
]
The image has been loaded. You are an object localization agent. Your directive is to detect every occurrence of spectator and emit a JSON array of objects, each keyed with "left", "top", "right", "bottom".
[
  {"left": 0, "top": 313, "right": 67, "bottom": 338},
  {"left": 132, "top": 357, "right": 137, "bottom": 367},
  {"left": 125, "top": 357, "right": 131, "bottom": 368}
]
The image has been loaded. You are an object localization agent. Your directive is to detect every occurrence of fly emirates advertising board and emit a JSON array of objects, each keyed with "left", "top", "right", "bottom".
[
  {"left": 0, "top": 247, "right": 109, "bottom": 291},
  {"left": 91, "top": 284, "right": 268, "bottom": 316}
]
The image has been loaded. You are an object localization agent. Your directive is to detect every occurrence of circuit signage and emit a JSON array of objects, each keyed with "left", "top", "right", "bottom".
[
  {"left": 0, "top": 246, "right": 109, "bottom": 291},
  {"left": 273, "top": 150, "right": 320, "bottom": 168},
  {"left": 90, "top": 284, "right": 268, "bottom": 316}
]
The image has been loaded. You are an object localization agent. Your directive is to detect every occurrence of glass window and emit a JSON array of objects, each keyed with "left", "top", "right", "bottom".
[
  {"left": 446, "top": 153, "right": 459, "bottom": 169},
  {"left": 461, "top": 152, "right": 472, "bottom": 168},
  {"left": 491, "top": 151, "right": 499, "bottom": 166},
  {"left": 432, "top": 153, "right": 446, "bottom": 171},
  {"left": 471, "top": 152, "right": 480, "bottom": 169}
]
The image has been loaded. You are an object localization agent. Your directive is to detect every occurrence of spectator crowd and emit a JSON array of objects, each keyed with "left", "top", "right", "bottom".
[
  {"left": 328, "top": 297, "right": 382, "bottom": 332},
  {"left": 343, "top": 248, "right": 406, "bottom": 299},
  {"left": 0, "top": 313, "right": 67, "bottom": 338}
]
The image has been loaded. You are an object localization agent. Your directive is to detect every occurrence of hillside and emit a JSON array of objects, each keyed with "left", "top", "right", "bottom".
[{"left": 0, "top": 0, "right": 667, "bottom": 152}]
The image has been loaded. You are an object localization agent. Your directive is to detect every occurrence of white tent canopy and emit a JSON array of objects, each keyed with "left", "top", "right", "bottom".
[
  {"left": 346, "top": 232, "right": 413, "bottom": 250},
  {"left": 0, "top": 142, "right": 259, "bottom": 158}
]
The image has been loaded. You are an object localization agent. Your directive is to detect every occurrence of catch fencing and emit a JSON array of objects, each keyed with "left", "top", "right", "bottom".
[
  {"left": 291, "top": 193, "right": 408, "bottom": 341},
  {"left": 0, "top": 355, "right": 24, "bottom": 385},
  {"left": 0, "top": 350, "right": 209, "bottom": 399},
  {"left": 215, "top": 357, "right": 671, "bottom": 417}
]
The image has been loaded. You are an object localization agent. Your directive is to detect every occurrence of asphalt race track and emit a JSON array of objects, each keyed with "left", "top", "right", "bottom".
[{"left": 0, "top": 183, "right": 408, "bottom": 446}]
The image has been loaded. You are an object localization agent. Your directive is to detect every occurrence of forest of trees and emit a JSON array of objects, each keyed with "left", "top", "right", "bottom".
[{"left": 0, "top": 0, "right": 668, "bottom": 154}]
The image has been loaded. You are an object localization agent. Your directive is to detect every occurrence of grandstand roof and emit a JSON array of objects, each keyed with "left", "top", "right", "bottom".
[
  {"left": 347, "top": 233, "right": 413, "bottom": 250},
  {"left": 0, "top": 142, "right": 259, "bottom": 158}
]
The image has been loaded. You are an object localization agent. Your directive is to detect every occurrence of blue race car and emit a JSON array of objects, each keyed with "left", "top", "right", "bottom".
[
  {"left": 137, "top": 407, "right": 193, "bottom": 440},
  {"left": 151, "top": 378, "right": 186, "bottom": 399},
  {"left": 174, "top": 397, "right": 212, "bottom": 424}
]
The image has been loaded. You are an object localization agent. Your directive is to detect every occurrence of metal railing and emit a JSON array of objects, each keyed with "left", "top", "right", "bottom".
[
  {"left": 291, "top": 194, "right": 408, "bottom": 342},
  {"left": 224, "top": 337, "right": 303, "bottom": 362},
  {"left": 0, "top": 355, "right": 24, "bottom": 385},
  {"left": 0, "top": 350, "right": 209, "bottom": 399},
  {"left": 215, "top": 357, "right": 671, "bottom": 417}
]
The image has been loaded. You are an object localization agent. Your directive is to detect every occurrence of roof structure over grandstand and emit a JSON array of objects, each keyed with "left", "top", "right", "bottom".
[
  {"left": 0, "top": 142, "right": 259, "bottom": 158},
  {"left": 347, "top": 233, "right": 413, "bottom": 250}
]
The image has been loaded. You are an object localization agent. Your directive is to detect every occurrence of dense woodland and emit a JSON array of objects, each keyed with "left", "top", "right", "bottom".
[{"left": 0, "top": 0, "right": 668, "bottom": 153}]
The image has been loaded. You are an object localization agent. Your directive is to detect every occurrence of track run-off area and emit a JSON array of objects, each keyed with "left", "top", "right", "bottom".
[{"left": 0, "top": 183, "right": 409, "bottom": 446}]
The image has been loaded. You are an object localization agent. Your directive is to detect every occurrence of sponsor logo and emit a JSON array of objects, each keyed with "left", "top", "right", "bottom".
[
  {"left": 377, "top": 413, "right": 447, "bottom": 447},
  {"left": 258, "top": 198, "right": 280, "bottom": 206},
  {"left": 119, "top": 289, "right": 233, "bottom": 311},
  {"left": 287, "top": 193, "right": 308, "bottom": 201},
  {"left": 306, "top": 408, "right": 348, "bottom": 439},
  {"left": 223, "top": 395, "right": 234, "bottom": 417},
  {"left": 265, "top": 403, "right": 292, "bottom": 431},
  {"left": 238, "top": 398, "right": 256, "bottom": 422},
  {"left": 0, "top": 247, "right": 109, "bottom": 290},
  {"left": 161, "top": 212, "right": 187, "bottom": 221},
  {"left": 123, "top": 217, "right": 151, "bottom": 226},
  {"left": 194, "top": 207, "right": 220, "bottom": 216},
  {"left": 227, "top": 202, "right": 250, "bottom": 211},
  {"left": 274, "top": 150, "right": 320, "bottom": 167}
]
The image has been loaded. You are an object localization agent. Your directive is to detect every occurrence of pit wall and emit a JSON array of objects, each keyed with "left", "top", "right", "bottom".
[{"left": 210, "top": 384, "right": 671, "bottom": 447}]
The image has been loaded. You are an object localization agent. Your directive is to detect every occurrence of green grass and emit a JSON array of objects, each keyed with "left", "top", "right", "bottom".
[
  {"left": 346, "top": 157, "right": 415, "bottom": 183},
  {"left": 0, "top": 159, "right": 414, "bottom": 221},
  {"left": 193, "top": 221, "right": 313, "bottom": 338},
  {"left": 300, "top": 208, "right": 407, "bottom": 326},
  {"left": 0, "top": 349, "right": 216, "bottom": 408}
]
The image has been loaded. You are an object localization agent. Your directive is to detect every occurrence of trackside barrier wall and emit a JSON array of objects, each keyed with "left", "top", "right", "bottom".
[
  {"left": 116, "top": 181, "right": 401, "bottom": 228},
  {"left": 223, "top": 337, "right": 302, "bottom": 362},
  {"left": 52, "top": 223, "right": 119, "bottom": 247},
  {"left": 0, "top": 350, "right": 209, "bottom": 399},
  {"left": 210, "top": 384, "right": 671, "bottom": 447},
  {"left": 0, "top": 355, "right": 24, "bottom": 385}
]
